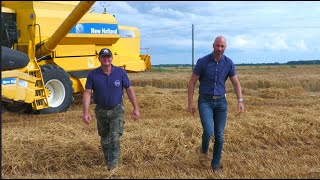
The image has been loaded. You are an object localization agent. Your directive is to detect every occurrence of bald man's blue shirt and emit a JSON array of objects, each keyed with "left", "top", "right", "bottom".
[{"left": 193, "top": 54, "right": 236, "bottom": 96}]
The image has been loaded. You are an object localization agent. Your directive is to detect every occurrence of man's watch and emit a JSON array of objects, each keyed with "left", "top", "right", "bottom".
[{"left": 238, "top": 98, "right": 244, "bottom": 103}]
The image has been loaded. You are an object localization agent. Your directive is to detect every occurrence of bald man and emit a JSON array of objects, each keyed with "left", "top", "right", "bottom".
[{"left": 188, "top": 36, "right": 244, "bottom": 173}]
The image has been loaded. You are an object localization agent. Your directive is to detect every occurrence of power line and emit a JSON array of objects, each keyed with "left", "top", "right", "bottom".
[
  {"left": 142, "top": 27, "right": 192, "bottom": 36},
  {"left": 140, "top": 25, "right": 191, "bottom": 32},
  {"left": 195, "top": 25, "right": 320, "bottom": 30},
  {"left": 139, "top": 24, "right": 320, "bottom": 38},
  {"left": 139, "top": 24, "right": 320, "bottom": 33},
  {"left": 142, "top": 34, "right": 190, "bottom": 40}
]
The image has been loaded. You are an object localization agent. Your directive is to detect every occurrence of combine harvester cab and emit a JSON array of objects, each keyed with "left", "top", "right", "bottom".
[{"left": 1, "top": 1, "right": 151, "bottom": 114}]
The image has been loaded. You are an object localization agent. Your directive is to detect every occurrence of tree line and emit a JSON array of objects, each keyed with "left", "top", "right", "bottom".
[{"left": 152, "top": 60, "right": 320, "bottom": 67}]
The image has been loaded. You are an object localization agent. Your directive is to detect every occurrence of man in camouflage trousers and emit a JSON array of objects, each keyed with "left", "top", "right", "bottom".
[
  {"left": 83, "top": 48, "right": 140, "bottom": 170},
  {"left": 95, "top": 104, "right": 125, "bottom": 169}
]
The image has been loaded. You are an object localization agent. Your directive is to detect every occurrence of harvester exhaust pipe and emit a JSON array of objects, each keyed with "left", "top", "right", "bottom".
[{"left": 36, "top": 1, "right": 96, "bottom": 58}]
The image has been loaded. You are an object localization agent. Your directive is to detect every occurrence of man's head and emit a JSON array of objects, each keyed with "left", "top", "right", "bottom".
[
  {"left": 99, "top": 48, "right": 112, "bottom": 57},
  {"left": 213, "top": 36, "right": 227, "bottom": 59},
  {"left": 98, "top": 48, "right": 113, "bottom": 66}
]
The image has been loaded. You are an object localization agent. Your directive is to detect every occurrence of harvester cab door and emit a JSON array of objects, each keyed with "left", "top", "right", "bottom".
[{"left": 1, "top": 7, "right": 18, "bottom": 48}]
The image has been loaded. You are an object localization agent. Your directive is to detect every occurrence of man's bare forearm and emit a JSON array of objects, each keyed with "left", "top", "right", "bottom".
[
  {"left": 230, "top": 75, "right": 243, "bottom": 100},
  {"left": 188, "top": 73, "right": 199, "bottom": 105},
  {"left": 234, "top": 83, "right": 243, "bottom": 100},
  {"left": 188, "top": 81, "right": 195, "bottom": 105},
  {"left": 83, "top": 90, "right": 92, "bottom": 114},
  {"left": 126, "top": 86, "right": 138, "bottom": 109}
]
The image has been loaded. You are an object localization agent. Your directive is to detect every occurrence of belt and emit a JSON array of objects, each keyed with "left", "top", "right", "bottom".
[
  {"left": 96, "top": 104, "right": 121, "bottom": 110},
  {"left": 212, "top": 95, "right": 225, "bottom": 99},
  {"left": 199, "top": 94, "right": 225, "bottom": 100}
]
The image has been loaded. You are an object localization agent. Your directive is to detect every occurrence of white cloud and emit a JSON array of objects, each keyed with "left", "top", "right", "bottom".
[
  {"left": 229, "top": 35, "right": 257, "bottom": 49},
  {"left": 150, "top": 38, "right": 191, "bottom": 49},
  {"left": 91, "top": 1, "right": 320, "bottom": 64},
  {"left": 148, "top": 7, "right": 184, "bottom": 17},
  {"left": 104, "top": 1, "right": 138, "bottom": 14},
  {"left": 264, "top": 34, "right": 290, "bottom": 50},
  {"left": 293, "top": 40, "right": 308, "bottom": 51}
]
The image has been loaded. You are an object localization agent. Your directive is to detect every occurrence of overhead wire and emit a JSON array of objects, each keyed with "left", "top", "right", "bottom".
[
  {"left": 142, "top": 27, "right": 192, "bottom": 37},
  {"left": 140, "top": 24, "right": 320, "bottom": 38},
  {"left": 142, "top": 33, "right": 191, "bottom": 41},
  {"left": 139, "top": 24, "right": 191, "bottom": 32},
  {"left": 196, "top": 26, "right": 320, "bottom": 30}
]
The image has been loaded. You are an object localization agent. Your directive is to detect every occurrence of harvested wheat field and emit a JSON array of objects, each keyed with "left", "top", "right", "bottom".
[{"left": 2, "top": 65, "right": 320, "bottom": 179}]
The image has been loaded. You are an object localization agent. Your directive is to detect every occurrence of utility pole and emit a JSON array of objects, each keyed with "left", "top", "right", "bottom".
[{"left": 192, "top": 24, "right": 194, "bottom": 70}]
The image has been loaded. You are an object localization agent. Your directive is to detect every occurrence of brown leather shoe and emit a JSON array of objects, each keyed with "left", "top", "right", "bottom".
[{"left": 212, "top": 164, "right": 223, "bottom": 173}]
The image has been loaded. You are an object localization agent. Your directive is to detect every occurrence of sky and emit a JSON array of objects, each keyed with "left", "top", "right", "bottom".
[{"left": 91, "top": 1, "right": 320, "bottom": 65}]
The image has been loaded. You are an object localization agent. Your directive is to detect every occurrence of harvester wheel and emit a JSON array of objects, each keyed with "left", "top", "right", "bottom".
[
  {"left": 33, "top": 64, "right": 74, "bottom": 114},
  {"left": 2, "top": 101, "right": 30, "bottom": 113}
]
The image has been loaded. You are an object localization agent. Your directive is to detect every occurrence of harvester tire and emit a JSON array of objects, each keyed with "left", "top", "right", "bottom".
[
  {"left": 34, "top": 64, "right": 74, "bottom": 114},
  {"left": 1, "top": 46, "right": 30, "bottom": 71},
  {"left": 2, "top": 101, "right": 30, "bottom": 113}
]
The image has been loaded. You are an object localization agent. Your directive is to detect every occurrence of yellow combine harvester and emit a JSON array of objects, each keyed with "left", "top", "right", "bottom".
[{"left": 1, "top": 1, "right": 152, "bottom": 114}]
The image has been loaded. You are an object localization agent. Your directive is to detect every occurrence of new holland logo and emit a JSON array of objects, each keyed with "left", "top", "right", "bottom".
[
  {"left": 76, "top": 24, "right": 84, "bottom": 33},
  {"left": 114, "top": 80, "right": 120, "bottom": 87}
]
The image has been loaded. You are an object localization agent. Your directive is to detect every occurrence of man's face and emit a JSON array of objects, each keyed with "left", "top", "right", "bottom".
[
  {"left": 99, "top": 55, "right": 112, "bottom": 66},
  {"left": 213, "top": 38, "right": 227, "bottom": 57}
]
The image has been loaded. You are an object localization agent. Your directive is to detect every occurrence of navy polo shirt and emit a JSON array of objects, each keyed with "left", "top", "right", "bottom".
[
  {"left": 193, "top": 53, "right": 236, "bottom": 96},
  {"left": 85, "top": 65, "right": 131, "bottom": 108}
]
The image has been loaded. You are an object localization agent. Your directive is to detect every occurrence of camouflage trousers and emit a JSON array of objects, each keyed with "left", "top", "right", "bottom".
[{"left": 95, "top": 103, "right": 125, "bottom": 169}]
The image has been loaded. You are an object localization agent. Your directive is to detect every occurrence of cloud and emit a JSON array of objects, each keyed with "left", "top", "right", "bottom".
[
  {"left": 95, "top": 1, "right": 138, "bottom": 14},
  {"left": 229, "top": 35, "right": 257, "bottom": 49},
  {"left": 148, "top": 37, "right": 192, "bottom": 50},
  {"left": 264, "top": 33, "right": 290, "bottom": 50},
  {"left": 148, "top": 7, "right": 184, "bottom": 17},
  {"left": 91, "top": 1, "right": 320, "bottom": 64},
  {"left": 293, "top": 40, "right": 308, "bottom": 51}
]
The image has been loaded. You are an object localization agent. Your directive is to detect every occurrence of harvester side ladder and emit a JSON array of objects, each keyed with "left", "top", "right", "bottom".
[
  {"left": 28, "top": 65, "right": 49, "bottom": 110},
  {"left": 27, "top": 41, "right": 49, "bottom": 110}
]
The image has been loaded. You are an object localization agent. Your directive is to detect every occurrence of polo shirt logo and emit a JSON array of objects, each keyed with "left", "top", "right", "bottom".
[{"left": 114, "top": 80, "right": 120, "bottom": 87}]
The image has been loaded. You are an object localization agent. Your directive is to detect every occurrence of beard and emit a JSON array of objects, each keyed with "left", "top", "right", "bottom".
[{"left": 214, "top": 50, "right": 224, "bottom": 57}]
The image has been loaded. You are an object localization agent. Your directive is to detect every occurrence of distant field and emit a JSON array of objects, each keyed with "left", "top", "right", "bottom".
[{"left": 2, "top": 65, "right": 320, "bottom": 178}]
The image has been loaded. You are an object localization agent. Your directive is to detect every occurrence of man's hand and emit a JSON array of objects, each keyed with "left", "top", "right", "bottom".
[
  {"left": 188, "top": 103, "right": 196, "bottom": 117},
  {"left": 132, "top": 108, "right": 140, "bottom": 121},
  {"left": 83, "top": 113, "right": 92, "bottom": 124},
  {"left": 237, "top": 101, "right": 245, "bottom": 116}
]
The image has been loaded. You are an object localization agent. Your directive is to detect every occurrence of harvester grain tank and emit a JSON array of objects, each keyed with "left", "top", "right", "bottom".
[{"left": 1, "top": 1, "right": 152, "bottom": 114}]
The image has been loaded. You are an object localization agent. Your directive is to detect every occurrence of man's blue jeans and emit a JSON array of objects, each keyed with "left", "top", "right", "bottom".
[{"left": 198, "top": 94, "right": 228, "bottom": 168}]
